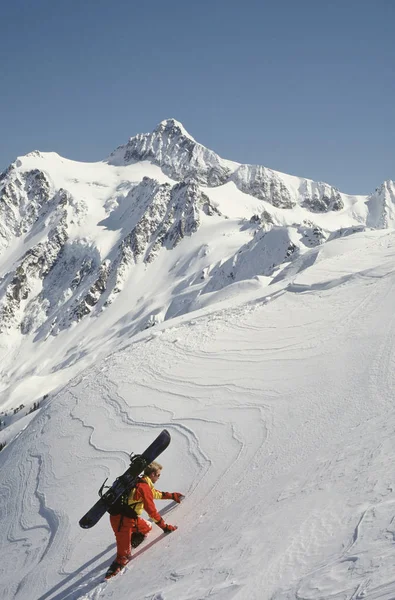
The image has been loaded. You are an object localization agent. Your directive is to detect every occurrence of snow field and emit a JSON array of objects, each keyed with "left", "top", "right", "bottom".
[{"left": 2, "top": 229, "right": 395, "bottom": 598}]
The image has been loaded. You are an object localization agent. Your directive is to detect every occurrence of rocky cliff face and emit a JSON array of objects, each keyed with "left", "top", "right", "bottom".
[
  {"left": 0, "top": 165, "right": 51, "bottom": 252},
  {"left": 108, "top": 119, "right": 233, "bottom": 186},
  {"left": 366, "top": 180, "right": 395, "bottom": 229},
  {"left": 108, "top": 119, "right": 345, "bottom": 213},
  {"left": 0, "top": 162, "right": 221, "bottom": 335},
  {"left": 230, "top": 165, "right": 295, "bottom": 209},
  {"left": 300, "top": 180, "right": 344, "bottom": 212},
  {"left": 0, "top": 186, "right": 71, "bottom": 332}
]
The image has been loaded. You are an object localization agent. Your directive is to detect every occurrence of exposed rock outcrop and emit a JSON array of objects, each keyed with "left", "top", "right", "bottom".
[
  {"left": 231, "top": 165, "right": 295, "bottom": 208},
  {"left": 0, "top": 167, "right": 51, "bottom": 251},
  {"left": 300, "top": 180, "right": 344, "bottom": 212},
  {"left": 108, "top": 119, "right": 232, "bottom": 186},
  {"left": 366, "top": 180, "right": 395, "bottom": 229}
]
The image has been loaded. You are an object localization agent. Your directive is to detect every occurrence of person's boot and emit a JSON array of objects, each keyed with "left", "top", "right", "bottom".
[
  {"left": 105, "top": 561, "right": 125, "bottom": 580},
  {"left": 131, "top": 532, "right": 146, "bottom": 549}
]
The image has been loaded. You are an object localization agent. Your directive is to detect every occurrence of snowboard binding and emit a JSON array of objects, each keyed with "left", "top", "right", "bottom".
[{"left": 98, "top": 454, "right": 147, "bottom": 502}]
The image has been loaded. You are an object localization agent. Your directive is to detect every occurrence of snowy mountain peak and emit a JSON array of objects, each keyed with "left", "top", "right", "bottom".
[
  {"left": 107, "top": 117, "right": 237, "bottom": 186},
  {"left": 366, "top": 179, "right": 395, "bottom": 229},
  {"left": 153, "top": 118, "right": 196, "bottom": 142},
  {"left": 24, "top": 150, "right": 42, "bottom": 159},
  {"left": 107, "top": 121, "right": 352, "bottom": 213},
  {"left": 1, "top": 118, "right": 394, "bottom": 351},
  {"left": 380, "top": 179, "right": 395, "bottom": 193}
]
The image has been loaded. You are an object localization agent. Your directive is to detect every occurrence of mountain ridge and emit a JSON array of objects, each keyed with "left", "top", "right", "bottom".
[{"left": 1, "top": 119, "right": 394, "bottom": 339}]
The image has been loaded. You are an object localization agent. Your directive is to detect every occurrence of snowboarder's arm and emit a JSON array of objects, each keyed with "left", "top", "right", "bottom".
[
  {"left": 137, "top": 485, "right": 177, "bottom": 531},
  {"left": 151, "top": 487, "right": 164, "bottom": 500},
  {"left": 161, "top": 492, "right": 184, "bottom": 503},
  {"left": 138, "top": 483, "right": 165, "bottom": 523}
]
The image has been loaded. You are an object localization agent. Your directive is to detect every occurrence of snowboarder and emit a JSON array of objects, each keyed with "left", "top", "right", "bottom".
[{"left": 105, "top": 461, "right": 184, "bottom": 579}]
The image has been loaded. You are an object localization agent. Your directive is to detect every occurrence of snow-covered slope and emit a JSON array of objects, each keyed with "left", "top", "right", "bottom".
[
  {"left": 1, "top": 119, "right": 395, "bottom": 599},
  {"left": 2, "top": 230, "right": 395, "bottom": 599}
]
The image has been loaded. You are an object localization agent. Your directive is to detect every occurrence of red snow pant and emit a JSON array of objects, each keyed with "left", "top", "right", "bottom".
[{"left": 110, "top": 514, "right": 153, "bottom": 566}]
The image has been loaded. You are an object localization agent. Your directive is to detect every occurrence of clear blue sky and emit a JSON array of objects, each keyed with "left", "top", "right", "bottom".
[{"left": 2, "top": 0, "right": 394, "bottom": 194}]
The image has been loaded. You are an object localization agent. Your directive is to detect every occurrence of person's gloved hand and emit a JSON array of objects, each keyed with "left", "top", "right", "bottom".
[
  {"left": 162, "top": 492, "right": 184, "bottom": 503},
  {"left": 163, "top": 523, "right": 177, "bottom": 533},
  {"left": 157, "top": 518, "right": 177, "bottom": 532},
  {"left": 172, "top": 493, "right": 184, "bottom": 503}
]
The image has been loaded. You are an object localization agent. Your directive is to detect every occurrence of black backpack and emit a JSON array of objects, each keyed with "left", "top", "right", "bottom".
[{"left": 107, "top": 478, "right": 148, "bottom": 518}]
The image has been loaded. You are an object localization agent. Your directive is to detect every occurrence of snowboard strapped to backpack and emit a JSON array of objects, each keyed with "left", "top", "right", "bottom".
[{"left": 79, "top": 429, "right": 171, "bottom": 529}]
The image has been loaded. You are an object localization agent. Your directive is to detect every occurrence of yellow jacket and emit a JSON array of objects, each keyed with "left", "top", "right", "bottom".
[{"left": 127, "top": 476, "right": 164, "bottom": 523}]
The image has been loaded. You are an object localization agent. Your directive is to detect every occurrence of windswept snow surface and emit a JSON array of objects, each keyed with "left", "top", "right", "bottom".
[{"left": 2, "top": 230, "right": 395, "bottom": 598}]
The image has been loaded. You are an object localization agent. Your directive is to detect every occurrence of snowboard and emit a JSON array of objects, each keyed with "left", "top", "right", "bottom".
[{"left": 79, "top": 429, "right": 171, "bottom": 529}]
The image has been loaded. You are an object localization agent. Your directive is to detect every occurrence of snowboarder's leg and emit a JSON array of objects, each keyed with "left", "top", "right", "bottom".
[
  {"left": 135, "top": 517, "right": 153, "bottom": 535},
  {"left": 110, "top": 514, "right": 133, "bottom": 566},
  {"left": 131, "top": 517, "right": 152, "bottom": 548}
]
